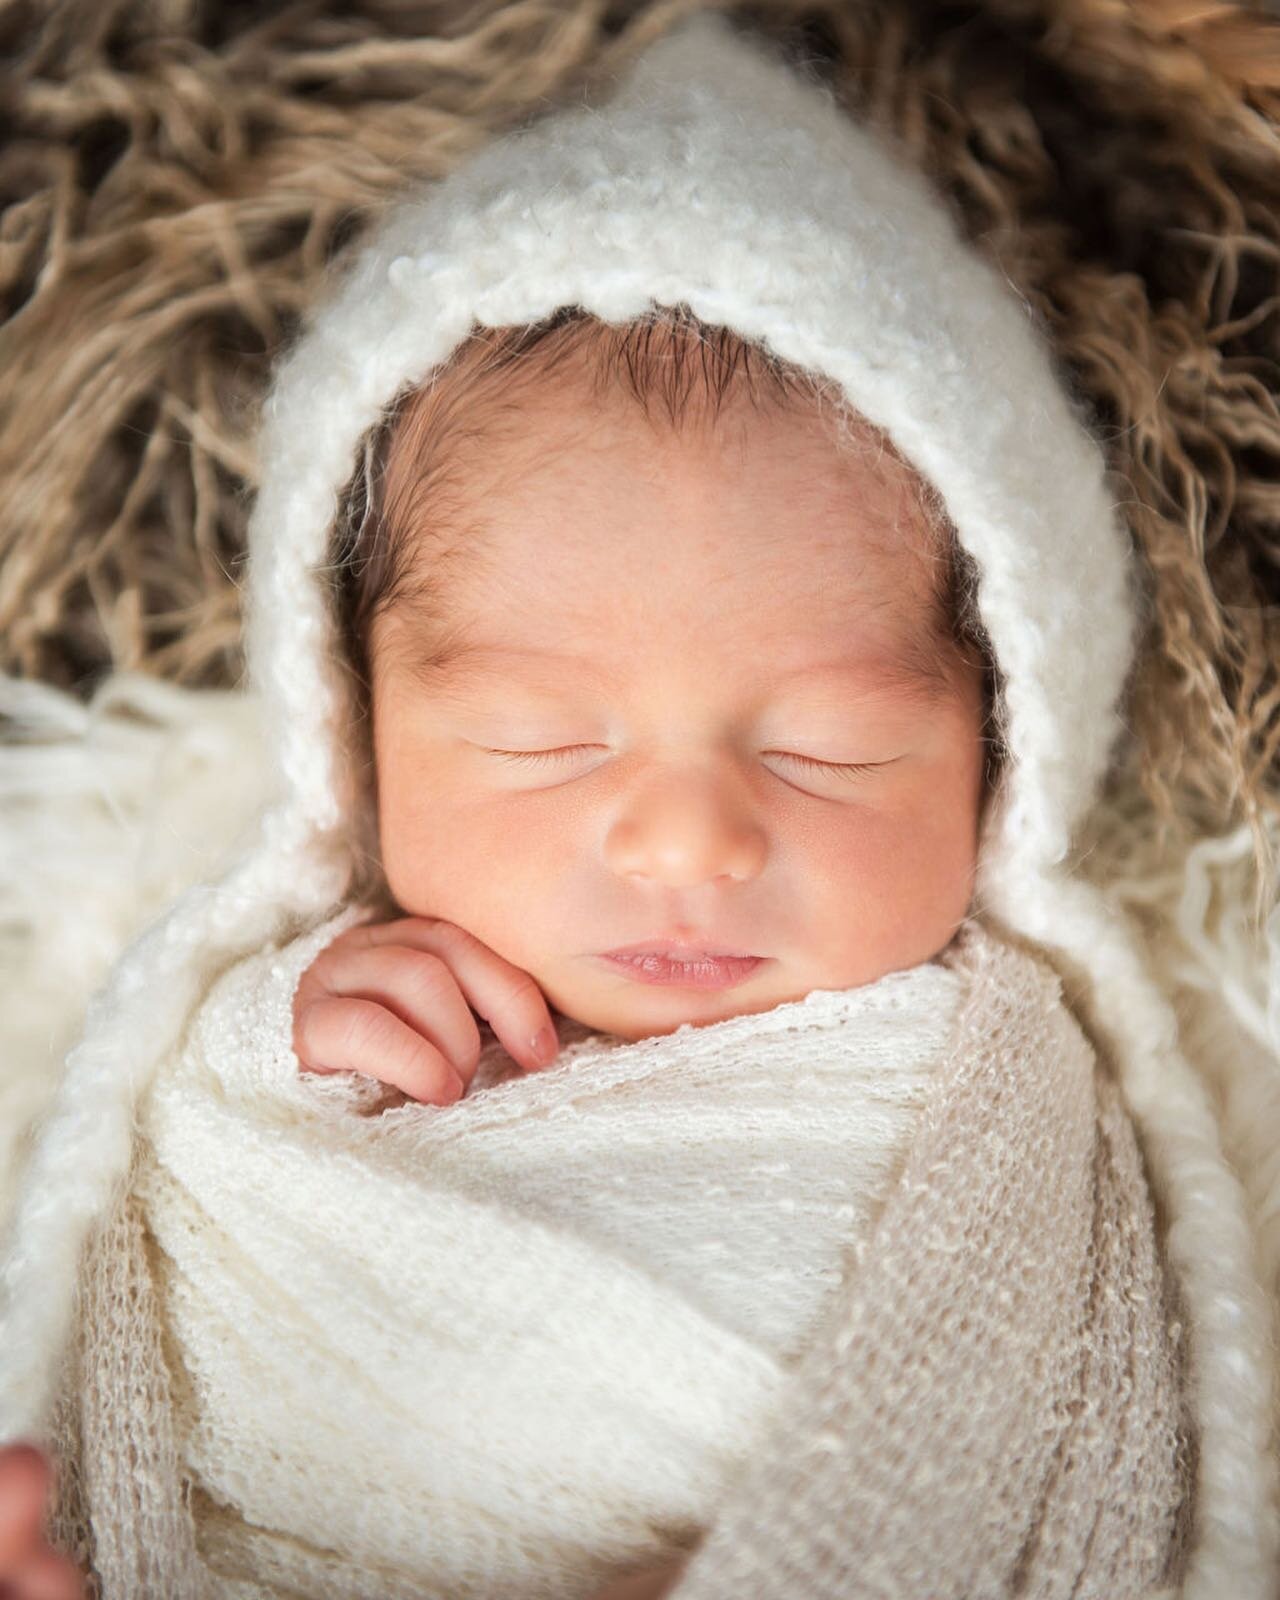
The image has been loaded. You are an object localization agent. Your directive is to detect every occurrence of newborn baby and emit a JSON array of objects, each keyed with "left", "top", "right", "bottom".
[
  {"left": 0, "top": 15, "right": 1254, "bottom": 1597},
  {"left": 0, "top": 311, "right": 996, "bottom": 1600},
  {"left": 280, "top": 311, "right": 993, "bottom": 1600},
  {"left": 291, "top": 309, "right": 995, "bottom": 1107}
]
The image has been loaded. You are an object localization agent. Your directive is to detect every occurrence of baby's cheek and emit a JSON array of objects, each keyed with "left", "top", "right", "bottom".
[
  {"left": 376, "top": 764, "right": 478, "bottom": 912},
  {"left": 382, "top": 794, "right": 494, "bottom": 907},
  {"left": 380, "top": 783, "right": 569, "bottom": 969},
  {"left": 800, "top": 780, "right": 977, "bottom": 979}
]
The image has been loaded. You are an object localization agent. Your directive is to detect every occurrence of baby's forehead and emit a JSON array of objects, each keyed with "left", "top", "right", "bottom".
[
  {"left": 389, "top": 371, "right": 939, "bottom": 562},
  {"left": 383, "top": 511, "right": 954, "bottom": 704},
  {"left": 376, "top": 472, "right": 946, "bottom": 694},
  {"left": 365, "top": 323, "right": 955, "bottom": 682}
]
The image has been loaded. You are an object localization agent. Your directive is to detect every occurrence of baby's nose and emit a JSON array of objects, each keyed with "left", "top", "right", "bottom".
[{"left": 602, "top": 769, "right": 766, "bottom": 887}]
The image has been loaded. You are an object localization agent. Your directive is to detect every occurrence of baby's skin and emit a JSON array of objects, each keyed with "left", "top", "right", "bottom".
[
  {"left": 363, "top": 362, "right": 987, "bottom": 1048},
  {"left": 292, "top": 913, "right": 563, "bottom": 1099},
  {"left": 0, "top": 1443, "right": 86, "bottom": 1600}
]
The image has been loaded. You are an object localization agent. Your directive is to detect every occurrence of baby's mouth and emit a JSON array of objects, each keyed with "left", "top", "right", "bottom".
[{"left": 592, "top": 947, "right": 766, "bottom": 990}]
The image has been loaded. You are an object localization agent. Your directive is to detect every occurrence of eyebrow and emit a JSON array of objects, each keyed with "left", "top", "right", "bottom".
[{"left": 403, "top": 634, "right": 956, "bottom": 705}]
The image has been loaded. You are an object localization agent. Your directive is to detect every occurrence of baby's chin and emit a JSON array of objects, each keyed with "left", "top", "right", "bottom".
[{"left": 546, "top": 966, "right": 795, "bottom": 1043}]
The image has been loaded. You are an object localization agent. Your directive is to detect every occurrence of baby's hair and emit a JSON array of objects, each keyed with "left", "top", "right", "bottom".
[{"left": 328, "top": 305, "right": 1008, "bottom": 867}]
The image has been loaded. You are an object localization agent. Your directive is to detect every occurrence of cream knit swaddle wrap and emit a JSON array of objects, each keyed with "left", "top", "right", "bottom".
[{"left": 65, "top": 903, "right": 966, "bottom": 1600}]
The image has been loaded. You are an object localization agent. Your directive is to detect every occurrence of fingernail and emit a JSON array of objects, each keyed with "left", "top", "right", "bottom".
[{"left": 530, "top": 1025, "right": 558, "bottom": 1068}]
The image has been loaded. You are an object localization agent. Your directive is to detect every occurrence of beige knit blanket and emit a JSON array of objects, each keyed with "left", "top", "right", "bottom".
[
  {"left": 671, "top": 919, "right": 1199, "bottom": 1599},
  {"left": 43, "top": 917, "right": 1196, "bottom": 1599}
]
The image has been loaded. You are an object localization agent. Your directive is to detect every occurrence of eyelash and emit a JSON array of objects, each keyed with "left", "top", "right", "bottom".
[{"left": 480, "top": 747, "right": 887, "bottom": 780}]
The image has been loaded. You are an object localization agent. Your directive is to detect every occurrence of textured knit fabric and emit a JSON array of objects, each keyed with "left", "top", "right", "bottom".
[
  {"left": 44, "top": 914, "right": 1194, "bottom": 1600},
  {"left": 185, "top": 904, "right": 965, "bottom": 1366},
  {"left": 674, "top": 918, "right": 1199, "bottom": 1600},
  {"left": 55, "top": 902, "right": 962, "bottom": 1599}
]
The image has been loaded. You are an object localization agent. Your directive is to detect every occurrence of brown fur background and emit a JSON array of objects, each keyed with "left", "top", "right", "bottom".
[{"left": 1, "top": 0, "right": 1278, "bottom": 900}]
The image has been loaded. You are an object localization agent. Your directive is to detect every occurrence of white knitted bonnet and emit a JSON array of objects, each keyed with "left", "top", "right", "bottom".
[{"left": 2, "top": 13, "right": 1275, "bottom": 1594}]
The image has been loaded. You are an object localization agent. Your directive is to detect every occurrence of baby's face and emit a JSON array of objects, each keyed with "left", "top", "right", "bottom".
[{"left": 368, "top": 374, "right": 987, "bottom": 1042}]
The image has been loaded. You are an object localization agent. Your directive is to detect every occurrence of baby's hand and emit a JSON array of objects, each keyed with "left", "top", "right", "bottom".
[
  {"left": 0, "top": 1443, "right": 87, "bottom": 1599},
  {"left": 291, "top": 915, "right": 560, "bottom": 1105}
]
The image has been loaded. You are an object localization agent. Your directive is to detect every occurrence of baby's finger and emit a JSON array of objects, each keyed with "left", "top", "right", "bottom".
[
  {"left": 343, "top": 917, "right": 558, "bottom": 1073},
  {"left": 296, "top": 996, "right": 464, "bottom": 1106},
  {"left": 5, "top": 1544, "right": 86, "bottom": 1600},
  {"left": 304, "top": 943, "right": 485, "bottom": 1087},
  {"left": 0, "top": 1444, "right": 47, "bottom": 1567}
]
